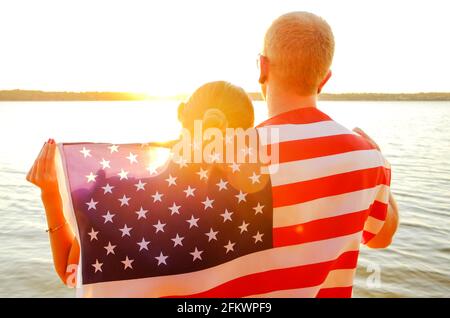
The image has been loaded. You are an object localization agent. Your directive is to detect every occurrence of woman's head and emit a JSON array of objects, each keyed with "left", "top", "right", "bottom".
[{"left": 178, "top": 81, "right": 254, "bottom": 133}]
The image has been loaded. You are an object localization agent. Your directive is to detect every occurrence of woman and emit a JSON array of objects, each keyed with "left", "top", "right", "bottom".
[{"left": 26, "top": 81, "right": 255, "bottom": 286}]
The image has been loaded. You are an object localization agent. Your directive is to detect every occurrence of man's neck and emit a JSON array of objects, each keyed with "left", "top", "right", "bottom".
[{"left": 266, "top": 85, "right": 318, "bottom": 118}]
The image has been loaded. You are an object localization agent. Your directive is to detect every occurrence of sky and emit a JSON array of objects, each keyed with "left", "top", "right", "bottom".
[{"left": 0, "top": 0, "right": 449, "bottom": 94}]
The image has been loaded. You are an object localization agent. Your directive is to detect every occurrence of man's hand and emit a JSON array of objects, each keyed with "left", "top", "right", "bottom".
[{"left": 26, "top": 139, "right": 58, "bottom": 193}]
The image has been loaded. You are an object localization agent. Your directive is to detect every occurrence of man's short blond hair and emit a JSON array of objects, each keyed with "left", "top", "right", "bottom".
[{"left": 264, "top": 12, "right": 335, "bottom": 95}]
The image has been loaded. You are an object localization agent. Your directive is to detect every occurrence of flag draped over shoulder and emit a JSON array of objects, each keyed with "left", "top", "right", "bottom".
[{"left": 56, "top": 142, "right": 273, "bottom": 297}]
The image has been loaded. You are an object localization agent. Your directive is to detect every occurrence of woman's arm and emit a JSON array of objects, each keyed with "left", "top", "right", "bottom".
[{"left": 26, "top": 139, "right": 80, "bottom": 284}]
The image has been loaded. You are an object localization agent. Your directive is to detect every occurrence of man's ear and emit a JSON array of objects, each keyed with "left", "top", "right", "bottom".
[
  {"left": 177, "top": 102, "right": 186, "bottom": 123},
  {"left": 317, "top": 70, "right": 332, "bottom": 94},
  {"left": 258, "top": 55, "right": 269, "bottom": 84}
]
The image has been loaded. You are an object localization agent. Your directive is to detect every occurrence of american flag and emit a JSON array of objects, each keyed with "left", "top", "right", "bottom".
[{"left": 57, "top": 142, "right": 273, "bottom": 295}]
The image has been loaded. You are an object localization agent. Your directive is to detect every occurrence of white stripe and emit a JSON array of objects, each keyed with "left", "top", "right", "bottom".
[
  {"left": 257, "top": 121, "right": 352, "bottom": 146},
  {"left": 77, "top": 232, "right": 362, "bottom": 297},
  {"left": 246, "top": 269, "right": 355, "bottom": 298},
  {"left": 270, "top": 149, "right": 388, "bottom": 187},
  {"left": 274, "top": 185, "right": 390, "bottom": 227},
  {"left": 363, "top": 216, "right": 385, "bottom": 234}
]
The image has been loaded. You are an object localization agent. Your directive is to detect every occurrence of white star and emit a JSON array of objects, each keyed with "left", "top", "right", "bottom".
[
  {"left": 151, "top": 191, "right": 164, "bottom": 202},
  {"left": 196, "top": 168, "right": 208, "bottom": 180},
  {"left": 201, "top": 196, "right": 214, "bottom": 210},
  {"left": 171, "top": 233, "right": 184, "bottom": 247},
  {"left": 85, "top": 198, "right": 98, "bottom": 211},
  {"left": 119, "top": 224, "right": 132, "bottom": 237},
  {"left": 155, "top": 251, "right": 168, "bottom": 266},
  {"left": 117, "top": 169, "right": 129, "bottom": 180},
  {"left": 176, "top": 157, "right": 188, "bottom": 168},
  {"left": 186, "top": 215, "right": 199, "bottom": 228},
  {"left": 253, "top": 231, "right": 264, "bottom": 243},
  {"left": 216, "top": 179, "right": 228, "bottom": 191},
  {"left": 92, "top": 259, "right": 103, "bottom": 273},
  {"left": 205, "top": 228, "right": 219, "bottom": 242},
  {"left": 80, "top": 147, "right": 91, "bottom": 158},
  {"left": 146, "top": 164, "right": 158, "bottom": 175},
  {"left": 208, "top": 152, "right": 220, "bottom": 163},
  {"left": 102, "top": 211, "right": 115, "bottom": 223},
  {"left": 102, "top": 183, "right": 114, "bottom": 194},
  {"left": 137, "top": 238, "right": 150, "bottom": 251},
  {"left": 153, "top": 220, "right": 166, "bottom": 233},
  {"left": 165, "top": 174, "right": 177, "bottom": 186},
  {"left": 238, "top": 221, "right": 250, "bottom": 234},
  {"left": 183, "top": 186, "right": 196, "bottom": 197},
  {"left": 224, "top": 240, "right": 236, "bottom": 254},
  {"left": 235, "top": 190, "right": 247, "bottom": 203},
  {"left": 134, "top": 180, "right": 146, "bottom": 191},
  {"left": 85, "top": 172, "right": 97, "bottom": 183},
  {"left": 135, "top": 206, "right": 148, "bottom": 220},
  {"left": 108, "top": 144, "right": 119, "bottom": 153},
  {"left": 190, "top": 247, "right": 203, "bottom": 261},
  {"left": 229, "top": 162, "right": 240, "bottom": 173},
  {"left": 88, "top": 228, "right": 98, "bottom": 241},
  {"left": 220, "top": 209, "right": 233, "bottom": 222},
  {"left": 99, "top": 158, "right": 111, "bottom": 169},
  {"left": 253, "top": 202, "right": 264, "bottom": 215},
  {"left": 121, "top": 256, "right": 134, "bottom": 270},
  {"left": 104, "top": 242, "right": 116, "bottom": 255},
  {"left": 126, "top": 152, "right": 138, "bottom": 164},
  {"left": 118, "top": 194, "right": 131, "bottom": 206},
  {"left": 249, "top": 172, "right": 261, "bottom": 184},
  {"left": 168, "top": 202, "right": 181, "bottom": 215}
]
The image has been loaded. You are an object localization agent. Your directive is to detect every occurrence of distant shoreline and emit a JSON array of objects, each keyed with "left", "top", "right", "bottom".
[{"left": 1, "top": 89, "right": 450, "bottom": 102}]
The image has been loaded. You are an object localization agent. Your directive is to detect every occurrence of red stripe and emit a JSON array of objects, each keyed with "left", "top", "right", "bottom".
[
  {"left": 257, "top": 107, "right": 331, "bottom": 127},
  {"left": 272, "top": 166, "right": 390, "bottom": 208},
  {"left": 165, "top": 251, "right": 359, "bottom": 298},
  {"left": 361, "top": 231, "right": 376, "bottom": 244},
  {"left": 369, "top": 200, "right": 388, "bottom": 221},
  {"left": 317, "top": 286, "right": 353, "bottom": 298},
  {"left": 266, "top": 134, "right": 376, "bottom": 163},
  {"left": 273, "top": 210, "right": 368, "bottom": 247}
]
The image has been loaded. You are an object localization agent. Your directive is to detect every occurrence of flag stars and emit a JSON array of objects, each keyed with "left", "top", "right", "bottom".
[
  {"left": 253, "top": 231, "right": 264, "bottom": 243},
  {"left": 88, "top": 228, "right": 99, "bottom": 241},
  {"left": 171, "top": 233, "right": 184, "bottom": 247},
  {"left": 196, "top": 168, "right": 208, "bottom": 180},
  {"left": 102, "top": 211, "right": 115, "bottom": 223},
  {"left": 168, "top": 202, "right": 181, "bottom": 215},
  {"left": 134, "top": 180, "right": 146, "bottom": 191},
  {"left": 190, "top": 247, "right": 203, "bottom": 261},
  {"left": 80, "top": 147, "right": 92, "bottom": 158},
  {"left": 220, "top": 209, "right": 233, "bottom": 222},
  {"left": 238, "top": 221, "right": 250, "bottom": 234},
  {"left": 118, "top": 194, "right": 131, "bottom": 206},
  {"left": 235, "top": 190, "right": 247, "bottom": 203},
  {"left": 176, "top": 157, "right": 188, "bottom": 168},
  {"left": 229, "top": 162, "right": 240, "bottom": 173},
  {"left": 186, "top": 215, "right": 199, "bottom": 229},
  {"left": 99, "top": 158, "right": 111, "bottom": 169},
  {"left": 102, "top": 183, "right": 114, "bottom": 194},
  {"left": 121, "top": 256, "right": 134, "bottom": 270},
  {"left": 224, "top": 240, "right": 236, "bottom": 254},
  {"left": 92, "top": 259, "right": 103, "bottom": 273},
  {"left": 135, "top": 206, "right": 148, "bottom": 220},
  {"left": 126, "top": 152, "right": 138, "bottom": 164},
  {"left": 253, "top": 202, "right": 264, "bottom": 215},
  {"left": 152, "top": 191, "right": 164, "bottom": 203},
  {"left": 155, "top": 252, "right": 168, "bottom": 266},
  {"left": 153, "top": 220, "right": 166, "bottom": 233},
  {"left": 108, "top": 144, "right": 119, "bottom": 153},
  {"left": 183, "top": 186, "right": 196, "bottom": 198},
  {"left": 104, "top": 242, "right": 116, "bottom": 255},
  {"left": 165, "top": 174, "right": 177, "bottom": 187},
  {"left": 146, "top": 165, "right": 158, "bottom": 175},
  {"left": 119, "top": 224, "right": 132, "bottom": 237},
  {"left": 249, "top": 172, "right": 261, "bottom": 184},
  {"left": 205, "top": 228, "right": 219, "bottom": 242},
  {"left": 118, "top": 169, "right": 129, "bottom": 180},
  {"left": 85, "top": 198, "right": 98, "bottom": 211},
  {"left": 216, "top": 179, "right": 228, "bottom": 191},
  {"left": 85, "top": 172, "right": 97, "bottom": 183},
  {"left": 137, "top": 238, "right": 150, "bottom": 251},
  {"left": 201, "top": 196, "right": 214, "bottom": 210}
]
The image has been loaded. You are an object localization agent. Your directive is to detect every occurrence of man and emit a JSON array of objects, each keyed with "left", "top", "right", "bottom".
[{"left": 256, "top": 11, "right": 399, "bottom": 297}]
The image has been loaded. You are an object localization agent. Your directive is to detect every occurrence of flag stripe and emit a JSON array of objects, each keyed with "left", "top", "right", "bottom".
[{"left": 317, "top": 286, "right": 353, "bottom": 298}]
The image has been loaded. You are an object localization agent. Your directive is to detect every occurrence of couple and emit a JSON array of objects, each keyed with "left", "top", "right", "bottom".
[{"left": 27, "top": 12, "right": 398, "bottom": 297}]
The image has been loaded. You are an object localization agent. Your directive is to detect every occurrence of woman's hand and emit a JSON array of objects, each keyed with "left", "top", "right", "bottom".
[
  {"left": 26, "top": 139, "right": 58, "bottom": 193},
  {"left": 353, "top": 127, "right": 380, "bottom": 151}
]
